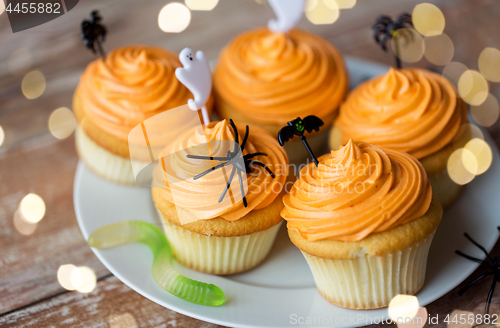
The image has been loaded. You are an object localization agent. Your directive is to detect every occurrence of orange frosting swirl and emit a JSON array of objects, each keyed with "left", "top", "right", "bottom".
[
  {"left": 336, "top": 68, "right": 467, "bottom": 159},
  {"left": 77, "top": 45, "right": 191, "bottom": 141},
  {"left": 281, "top": 140, "right": 432, "bottom": 242},
  {"left": 214, "top": 28, "right": 348, "bottom": 124},
  {"left": 160, "top": 120, "right": 289, "bottom": 221}
]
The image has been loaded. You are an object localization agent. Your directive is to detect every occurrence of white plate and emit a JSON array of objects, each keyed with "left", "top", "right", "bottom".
[{"left": 74, "top": 57, "right": 500, "bottom": 328}]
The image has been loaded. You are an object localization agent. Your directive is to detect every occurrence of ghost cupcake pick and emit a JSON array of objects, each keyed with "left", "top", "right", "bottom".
[
  {"left": 175, "top": 48, "right": 212, "bottom": 126},
  {"left": 267, "top": 0, "right": 306, "bottom": 33}
]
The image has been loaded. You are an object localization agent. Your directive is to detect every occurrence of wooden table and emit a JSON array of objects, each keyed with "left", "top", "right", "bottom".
[{"left": 1, "top": 0, "right": 499, "bottom": 326}]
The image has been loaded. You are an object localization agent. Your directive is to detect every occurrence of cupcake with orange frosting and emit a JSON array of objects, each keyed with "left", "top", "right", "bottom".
[
  {"left": 214, "top": 28, "right": 348, "bottom": 163},
  {"left": 330, "top": 68, "right": 468, "bottom": 207},
  {"left": 152, "top": 119, "right": 289, "bottom": 275},
  {"left": 282, "top": 140, "right": 442, "bottom": 309},
  {"left": 73, "top": 45, "right": 210, "bottom": 184}
]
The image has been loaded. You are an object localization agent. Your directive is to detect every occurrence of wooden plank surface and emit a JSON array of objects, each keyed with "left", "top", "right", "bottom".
[{"left": 1, "top": 0, "right": 500, "bottom": 326}]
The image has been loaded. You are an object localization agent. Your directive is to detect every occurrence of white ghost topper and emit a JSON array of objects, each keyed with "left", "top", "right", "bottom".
[
  {"left": 267, "top": 0, "right": 306, "bottom": 33},
  {"left": 175, "top": 48, "right": 212, "bottom": 126}
]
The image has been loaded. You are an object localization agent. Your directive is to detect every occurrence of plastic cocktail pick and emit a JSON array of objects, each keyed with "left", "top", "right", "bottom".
[
  {"left": 267, "top": 0, "right": 305, "bottom": 33},
  {"left": 87, "top": 221, "right": 225, "bottom": 306},
  {"left": 175, "top": 48, "right": 212, "bottom": 126}
]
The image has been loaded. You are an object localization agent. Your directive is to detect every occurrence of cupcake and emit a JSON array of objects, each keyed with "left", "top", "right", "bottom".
[
  {"left": 281, "top": 140, "right": 442, "bottom": 309},
  {"left": 213, "top": 27, "right": 348, "bottom": 163},
  {"left": 152, "top": 119, "right": 289, "bottom": 275},
  {"left": 330, "top": 68, "right": 468, "bottom": 207},
  {"left": 73, "top": 45, "right": 210, "bottom": 184}
]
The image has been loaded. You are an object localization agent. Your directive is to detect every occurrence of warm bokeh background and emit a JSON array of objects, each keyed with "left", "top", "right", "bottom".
[{"left": 1, "top": 0, "right": 499, "bottom": 326}]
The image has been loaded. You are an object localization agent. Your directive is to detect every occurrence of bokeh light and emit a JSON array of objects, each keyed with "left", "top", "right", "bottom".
[
  {"left": 108, "top": 313, "right": 138, "bottom": 328},
  {"left": 391, "top": 28, "right": 425, "bottom": 64},
  {"left": 49, "top": 107, "right": 76, "bottom": 140},
  {"left": 458, "top": 70, "right": 489, "bottom": 106},
  {"left": 185, "top": 0, "right": 218, "bottom": 11},
  {"left": 305, "top": 0, "right": 339, "bottom": 25},
  {"left": 75, "top": 266, "right": 97, "bottom": 293},
  {"left": 158, "top": 3, "right": 191, "bottom": 33},
  {"left": 412, "top": 3, "right": 445, "bottom": 37},
  {"left": 58, "top": 264, "right": 78, "bottom": 291},
  {"left": 424, "top": 33, "right": 454, "bottom": 66},
  {"left": 0, "top": 125, "right": 4, "bottom": 148},
  {"left": 22, "top": 70, "right": 46, "bottom": 100},
  {"left": 442, "top": 62, "right": 468, "bottom": 88},
  {"left": 448, "top": 148, "right": 475, "bottom": 185},
  {"left": 20, "top": 193, "right": 46, "bottom": 223},
  {"left": 13, "top": 210, "right": 37, "bottom": 236},
  {"left": 478, "top": 47, "right": 500, "bottom": 82},
  {"left": 471, "top": 93, "right": 499, "bottom": 127},
  {"left": 389, "top": 295, "right": 419, "bottom": 322},
  {"left": 464, "top": 138, "right": 492, "bottom": 175},
  {"left": 453, "top": 123, "right": 484, "bottom": 151},
  {"left": 396, "top": 307, "right": 427, "bottom": 328},
  {"left": 8, "top": 48, "right": 33, "bottom": 76},
  {"left": 334, "top": 0, "right": 355, "bottom": 9}
]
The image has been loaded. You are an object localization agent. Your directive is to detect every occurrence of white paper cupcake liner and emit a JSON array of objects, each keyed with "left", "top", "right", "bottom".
[
  {"left": 302, "top": 233, "right": 435, "bottom": 309},
  {"left": 159, "top": 210, "right": 282, "bottom": 275},
  {"left": 75, "top": 127, "right": 140, "bottom": 185}
]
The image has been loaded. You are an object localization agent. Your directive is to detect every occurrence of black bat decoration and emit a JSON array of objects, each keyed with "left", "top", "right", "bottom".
[
  {"left": 277, "top": 116, "right": 324, "bottom": 166},
  {"left": 81, "top": 10, "right": 107, "bottom": 59},
  {"left": 186, "top": 119, "right": 275, "bottom": 208},
  {"left": 455, "top": 227, "right": 500, "bottom": 315},
  {"left": 372, "top": 13, "right": 413, "bottom": 69}
]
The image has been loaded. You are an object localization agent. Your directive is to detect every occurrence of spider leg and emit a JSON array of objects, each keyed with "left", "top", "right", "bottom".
[
  {"left": 193, "top": 162, "right": 229, "bottom": 180},
  {"left": 464, "top": 233, "right": 496, "bottom": 266},
  {"left": 187, "top": 155, "right": 230, "bottom": 161},
  {"left": 240, "top": 125, "right": 250, "bottom": 153},
  {"left": 236, "top": 168, "right": 248, "bottom": 207},
  {"left": 457, "top": 272, "right": 494, "bottom": 296},
  {"left": 229, "top": 119, "right": 239, "bottom": 153},
  {"left": 380, "top": 33, "right": 391, "bottom": 51},
  {"left": 218, "top": 166, "right": 237, "bottom": 203},
  {"left": 455, "top": 250, "right": 493, "bottom": 269},
  {"left": 249, "top": 160, "right": 275, "bottom": 178},
  {"left": 485, "top": 278, "right": 497, "bottom": 315},
  {"left": 244, "top": 152, "right": 268, "bottom": 160},
  {"left": 374, "top": 30, "right": 385, "bottom": 44}
]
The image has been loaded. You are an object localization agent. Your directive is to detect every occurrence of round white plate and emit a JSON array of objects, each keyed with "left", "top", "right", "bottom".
[{"left": 75, "top": 57, "right": 500, "bottom": 328}]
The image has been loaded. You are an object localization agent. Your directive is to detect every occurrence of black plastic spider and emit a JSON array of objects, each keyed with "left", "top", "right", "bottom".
[
  {"left": 186, "top": 119, "right": 275, "bottom": 207},
  {"left": 81, "top": 10, "right": 107, "bottom": 58},
  {"left": 455, "top": 227, "right": 500, "bottom": 315},
  {"left": 372, "top": 13, "right": 413, "bottom": 68}
]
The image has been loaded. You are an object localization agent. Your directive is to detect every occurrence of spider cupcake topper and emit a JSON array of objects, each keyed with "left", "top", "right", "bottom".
[
  {"left": 186, "top": 119, "right": 275, "bottom": 207},
  {"left": 372, "top": 13, "right": 413, "bottom": 69},
  {"left": 81, "top": 10, "right": 107, "bottom": 59},
  {"left": 278, "top": 116, "right": 324, "bottom": 166},
  {"left": 455, "top": 227, "right": 500, "bottom": 315}
]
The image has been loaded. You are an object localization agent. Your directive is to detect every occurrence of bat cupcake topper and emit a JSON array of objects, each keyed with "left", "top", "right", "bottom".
[
  {"left": 278, "top": 116, "right": 324, "bottom": 166},
  {"left": 175, "top": 48, "right": 212, "bottom": 126},
  {"left": 187, "top": 119, "right": 275, "bottom": 208},
  {"left": 455, "top": 227, "right": 500, "bottom": 315},
  {"left": 81, "top": 10, "right": 107, "bottom": 59},
  {"left": 372, "top": 13, "right": 413, "bottom": 69}
]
